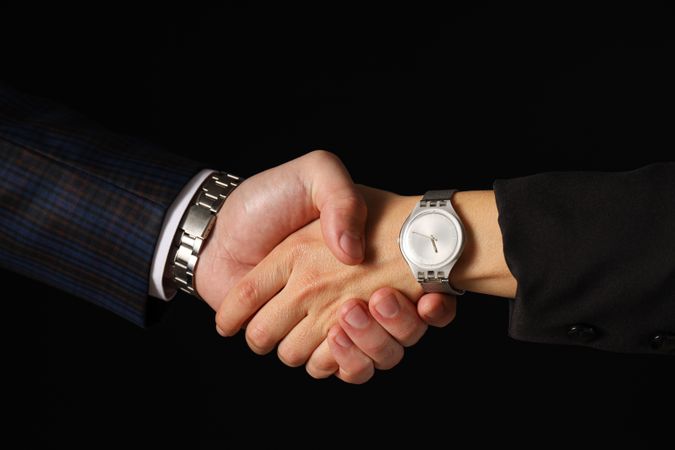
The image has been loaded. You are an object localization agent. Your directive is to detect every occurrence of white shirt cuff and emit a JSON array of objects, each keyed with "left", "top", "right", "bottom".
[{"left": 148, "top": 169, "right": 215, "bottom": 300}]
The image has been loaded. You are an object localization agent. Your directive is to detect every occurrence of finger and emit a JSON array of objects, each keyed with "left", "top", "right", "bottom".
[
  {"left": 275, "top": 315, "right": 326, "bottom": 367},
  {"left": 368, "top": 287, "right": 429, "bottom": 347},
  {"left": 244, "top": 290, "right": 307, "bottom": 355},
  {"left": 327, "top": 325, "right": 375, "bottom": 384},
  {"left": 417, "top": 293, "right": 457, "bottom": 328},
  {"left": 304, "top": 150, "right": 367, "bottom": 265},
  {"left": 338, "top": 299, "right": 404, "bottom": 370},
  {"left": 215, "top": 247, "right": 293, "bottom": 337},
  {"left": 306, "top": 339, "right": 338, "bottom": 379}
]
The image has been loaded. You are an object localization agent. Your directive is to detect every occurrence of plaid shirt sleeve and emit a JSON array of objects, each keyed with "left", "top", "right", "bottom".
[{"left": 0, "top": 84, "right": 206, "bottom": 326}]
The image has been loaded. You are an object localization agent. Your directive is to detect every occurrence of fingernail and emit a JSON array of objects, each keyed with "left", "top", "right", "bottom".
[
  {"left": 344, "top": 304, "right": 370, "bottom": 329},
  {"left": 374, "top": 294, "right": 400, "bottom": 319},
  {"left": 334, "top": 330, "right": 353, "bottom": 348},
  {"left": 340, "top": 231, "right": 364, "bottom": 260},
  {"left": 216, "top": 325, "right": 226, "bottom": 336}
]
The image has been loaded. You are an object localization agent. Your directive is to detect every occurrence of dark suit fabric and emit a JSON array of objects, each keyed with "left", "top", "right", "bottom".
[
  {"left": 495, "top": 163, "right": 675, "bottom": 354},
  {"left": 0, "top": 84, "right": 204, "bottom": 325}
]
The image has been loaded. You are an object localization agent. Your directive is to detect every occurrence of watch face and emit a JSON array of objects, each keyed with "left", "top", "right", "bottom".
[{"left": 401, "top": 209, "right": 463, "bottom": 270}]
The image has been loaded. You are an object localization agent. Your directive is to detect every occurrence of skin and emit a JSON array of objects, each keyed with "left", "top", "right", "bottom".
[
  {"left": 196, "top": 150, "right": 369, "bottom": 311},
  {"left": 317, "top": 287, "right": 444, "bottom": 383},
  {"left": 323, "top": 190, "right": 517, "bottom": 383},
  {"left": 193, "top": 150, "right": 455, "bottom": 381},
  {"left": 215, "top": 187, "right": 424, "bottom": 366},
  {"left": 214, "top": 187, "right": 505, "bottom": 370},
  {"left": 448, "top": 190, "right": 517, "bottom": 298},
  {"left": 213, "top": 184, "right": 517, "bottom": 383}
]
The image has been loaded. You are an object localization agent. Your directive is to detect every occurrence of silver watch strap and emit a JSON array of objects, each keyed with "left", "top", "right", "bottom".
[
  {"left": 418, "top": 189, "right": 465, "bottom": 296},
  {"left": 172, "top": 172, "right": 242, "bottom": 298},
  {"left": 419, "top": 279, "right": 464, "bottom": 296},
  {"left": 422, "top": 189, "right": 457, "bottom": 203}
]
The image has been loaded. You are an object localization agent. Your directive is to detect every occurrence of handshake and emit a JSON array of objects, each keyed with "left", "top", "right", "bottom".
[{"left": 191, "top": 151, "right": 510, "bottom": 383}]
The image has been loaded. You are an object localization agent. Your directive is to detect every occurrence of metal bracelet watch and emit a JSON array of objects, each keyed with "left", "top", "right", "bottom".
[
  {"left": 170, "top": 172, "right": 242, "bottom": 299},
  {"left": 398, "top": 190, "right": 466, "bottom": 295}
]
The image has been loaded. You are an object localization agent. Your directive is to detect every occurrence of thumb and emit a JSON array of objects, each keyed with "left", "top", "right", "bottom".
[{"left": 306, "top": 151, "right": 367, "bottom": 265}]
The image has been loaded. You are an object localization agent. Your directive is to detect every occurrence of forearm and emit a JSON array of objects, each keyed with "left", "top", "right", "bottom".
[{"left": 451, "top": 191, "right": 516, "bottom": 298}]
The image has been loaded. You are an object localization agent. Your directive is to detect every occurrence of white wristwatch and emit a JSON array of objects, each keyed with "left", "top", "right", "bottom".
[{"left": 399, "top": 190, "right": 465, "bottom": 295}]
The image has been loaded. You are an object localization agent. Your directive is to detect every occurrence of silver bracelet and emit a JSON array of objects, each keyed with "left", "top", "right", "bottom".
[{"left": 170, "top": 172, "right": 242, "bottom": 299}]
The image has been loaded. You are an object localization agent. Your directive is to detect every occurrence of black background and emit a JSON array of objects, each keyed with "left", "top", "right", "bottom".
[{"left": 2, "top": 4, "right": 673, "bottom": 447}]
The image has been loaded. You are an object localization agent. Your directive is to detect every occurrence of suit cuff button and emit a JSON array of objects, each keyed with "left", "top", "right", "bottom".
[
  {"left": 651, "top": 334, "right": 675, "bottom": 353},
  {"left": 567, "top": 324, "right": 597, "bottom": 342}
]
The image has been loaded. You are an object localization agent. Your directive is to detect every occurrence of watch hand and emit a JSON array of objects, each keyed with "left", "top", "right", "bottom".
[
  {"left": 412, "top": 231, "right": 439, "bottom": 253},
  {"left": 412, "top": 231, "right": 432, "bottom": 240},
  {"left": 430, "top": 234, "right": 438, "bottom": 253}
]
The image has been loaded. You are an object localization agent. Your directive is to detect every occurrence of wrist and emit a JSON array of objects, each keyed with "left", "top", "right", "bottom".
[
  {"left": 451, "top": 191, "right": 516, "bottom": 298},
  {"left": 170, "top": 172, "right": 243, "bottom": 306},
  {"left": 358, "top": 186, "right": 425, "bottom": 299}
]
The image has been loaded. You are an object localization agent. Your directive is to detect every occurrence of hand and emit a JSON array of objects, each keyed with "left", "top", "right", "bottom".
[
  {"left": 314, "top": 189, "right": 516, "bottom": 383},
  {"left": 305, "top": 288, "right": 457, "bottom": 384},
  {"left": 215, "top": 186, "right": 424, "bottom": 366},
  {"left": 194, "top": 149, "right": 458, "bottom": 382},
  {"left": 194, "top": 150, "right": 368, "bottom": 313}
]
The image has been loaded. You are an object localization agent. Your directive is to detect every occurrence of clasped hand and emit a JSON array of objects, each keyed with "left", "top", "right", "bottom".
[{"left": 194, "top": 151, "right": 456, "bottom": 383}]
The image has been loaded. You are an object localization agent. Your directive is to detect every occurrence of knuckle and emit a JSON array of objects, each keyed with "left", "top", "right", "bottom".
[
  {"left": 336, "top": 194, "right": 366, "bottom": 215},
  {"left": 277, "top": 345, "right": 308, "bottom": 368},
  {"left": 294, "top": 268, "right": 323, "bottom": 299},
  {"left": 362, "top": 338, "right": 393, "bottom": 358},
  {"left": 312, "top": 356, "right": 337, "bottom": 374},
  {"left": 307, "top": 149, "right": 338, "bottom": 164},
  {"left": 375, "top": 345, "right": 404, "bottom": 371},
  {"left": 245, "top": 324, "right": 274, "bottom": 354},
  {"left": 287, "top": 238, "right": 311, "bottom": 259},
  {"left": 399, "top": 323, "right": 427, "bottom": 347},
  {"left": 306, "top": 360, "right": 335, "bottom": 379},
  {"left": 234, "top": 279, "right": 259, "bottom": 310},
  {"left": 342, "top": 364, "right": 374, "bottom": 385}
]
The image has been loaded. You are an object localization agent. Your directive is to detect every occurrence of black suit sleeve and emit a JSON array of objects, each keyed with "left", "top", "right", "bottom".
[{"left": 494, "top": 163, "right": 675, "bottom": 354}]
